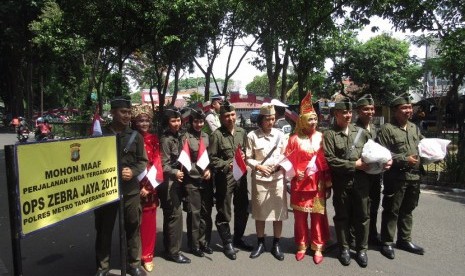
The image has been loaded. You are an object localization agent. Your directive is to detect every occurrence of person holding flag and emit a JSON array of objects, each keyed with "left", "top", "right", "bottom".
[
  {"left": 209, "top": 101, "right": 252, "bottom": 260},
  {"left": 284, "top": 93, "right": 332, "bottom": 264},
  {"left": 131, "top": 105, "right": 163, "bottom": 272},
  {"left": 158, "top": 107, "right": 191, "bottom": 264},
  {"left": 246, "top": 104, "right": 288, "bottom": 261},
  {"left": 179, "top": 108, "right": 214, "bottom": 258}
]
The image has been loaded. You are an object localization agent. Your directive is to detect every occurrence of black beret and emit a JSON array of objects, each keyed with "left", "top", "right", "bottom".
[
  {"left": 110, "top": 97, "right": 131, "bottom": 109},
  {"left": 164, "top": 107, "right": 181, "bottom": 118},
  {"left": 190, "top": 108, "right": 206, "bottom": 120},
  {"left": 356, "top": 94, "right": 375, "bottom": 107},
  {"left": 219, "top": 101, "right": 235, "bottom": 115},
  {"left": 391, "top": 93, "right": 412, "bottom": 107},
  {"left": 333, "top": 97, "right": 353, "bottom": 110}
]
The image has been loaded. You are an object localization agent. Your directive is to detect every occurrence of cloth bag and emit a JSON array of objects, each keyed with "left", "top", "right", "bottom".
[
  {"left": 418, "top": 138, "right": 451, "bottom": 164},
  {"left": 361, "top": 139, "right": 392, "bottom": 174}
]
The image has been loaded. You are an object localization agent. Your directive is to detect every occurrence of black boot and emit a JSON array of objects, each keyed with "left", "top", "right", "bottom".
[
  {"left": 223, "top": 243, "right": 237, "bottom": 260},
  {"left": 200, "top": 243, "right": 214, "bottom": 254},
  {"left": 270, "top": 238, "right": 284, "bottom": 261},
  {"left": 250, "top": 237, "right": 266, "bottom": 259}
]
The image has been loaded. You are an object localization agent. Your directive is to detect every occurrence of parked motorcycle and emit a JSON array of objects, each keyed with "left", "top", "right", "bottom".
[{"left": 17, "top": 128, "right": 30, "bottom": 143}]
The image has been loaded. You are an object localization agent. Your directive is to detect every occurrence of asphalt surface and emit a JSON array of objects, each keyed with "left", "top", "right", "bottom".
[{"left": 1, "top": 129, "right": 465, "bottom": 276}]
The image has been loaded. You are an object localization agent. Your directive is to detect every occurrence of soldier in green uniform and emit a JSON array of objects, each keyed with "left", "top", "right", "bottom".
[
  {"left": 158, "top": 107, "right": 191, "bottom": 264},
  {"left": 355, "top": 94, "right": 383, "bottom": 245},
  {"left": 181, "top": 108, "right": 214, "bottom": 257},
  {"left": 323, "top": 98, "right": 371, "bottom": 267},
  {"left": 209, "top": 101, "right": 253, "bottom": 260},
  {"left": 94, "top": 97, "right": 148, "bottom": 276},
  {"left": 377, "top": 94, "right": 425, "bottom": 260}
]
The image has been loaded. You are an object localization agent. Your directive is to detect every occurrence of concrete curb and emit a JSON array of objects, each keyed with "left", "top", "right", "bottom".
[{"left": 421, "top": 183, "right": 465, "bottom": 197}]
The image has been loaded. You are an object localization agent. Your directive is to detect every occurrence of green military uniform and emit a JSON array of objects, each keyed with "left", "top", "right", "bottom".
[
  {"left": 95, "top": 125, "right": 148, "bottom": 270},
  {"left": 355, "top": 119, "right": 383, "bottom": 241},
  {"left": 181, "top": 129, "right": 213, "bottom": 250},
  {"left": 158, "top": 128, "right": 185, "bottom": 257},
  {"left": 323, "top": 123, "right": 371, "bottom": 251},
  {"left": 377, "top": 119, "right": 424, "bottom": 245},
  {"left": 209, "top": 125, "right": 249, "bottom": 245}
]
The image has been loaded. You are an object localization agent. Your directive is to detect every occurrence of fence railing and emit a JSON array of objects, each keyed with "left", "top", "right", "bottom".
[
  {"left": 50, "top": 122, "right": 91, "bottom": 139},
  {"left": 420, "top": 129, "right": 463, "bottom": 188}
]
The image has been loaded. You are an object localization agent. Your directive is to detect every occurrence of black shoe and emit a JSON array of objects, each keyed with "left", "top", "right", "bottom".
[
  {"left": 223, "top": 243, "right": 237, "bottom": 260},
  {"left": 127, "top": 266, "right": 147, "bottom": 276},
  {"left": 270, "top": 243, "right": 284, "bottom": 261},
  {"left": 200, "top": 244, "right": 214, "bottom": 254},
  {"left": 356, "top": 251, "right": 368, "bottom": 268},
  {"left": 233, "top": 238, "right": 254, "bottom": 251},
  {"left": 381, "top": 245, "right": 395, "bottom": 259},
  {"left": 191, "top": 247, "right": 205, "bottom": 257},
  {"left": 168, "top": 253, "right": 191, "bottom": 264},
  {"left": 396, "top": 240, "right": 424, "bottom": 255},
  {"left": 95, "top": 268, "right": 110, "bottom": 276},
  {"left": 338, "top": 248, "right": 351, "bottom": 266},
  {"left": 249, "top": 242, "right": 266, "bottom": 259}
]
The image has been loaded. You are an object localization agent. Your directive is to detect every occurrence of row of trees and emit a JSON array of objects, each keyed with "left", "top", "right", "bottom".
[
  {"left": 1, "top": 1, "right": 464, "bottom": 127},
  {"left": 247, "top": 33, "right": 423, "bottom": 103}
]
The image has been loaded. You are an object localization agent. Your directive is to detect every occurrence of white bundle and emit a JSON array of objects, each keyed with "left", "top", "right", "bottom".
[
  {"left": 362, "top": 139, "right": 392, "bottom": 174},
  {"left": 418, "top": 138, "right": 451, "bottom": 164}
]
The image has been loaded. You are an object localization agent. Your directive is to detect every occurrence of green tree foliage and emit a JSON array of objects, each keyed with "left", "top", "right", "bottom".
[
  {"left": 194, "top": 0, "right": 258, "bottom": 100},
  {"left": 375, "top": 0, "right": 465, "bottom": 157},
  {"left": 245, "top": 74, "right": 289, "bottom": 98},
  {"left": 242, "top": 0, "right": 291, "bottom": 100},
  {"left": 0, "top": 0, "right": 47, "bottom": 118},
  {"left": 185, "top": 92, "right": 204, "bottom": 106},
  {"left": 178, "top": 77, "right": 206, "bottom": 90},
  {"left": 339, "top": 34, "right": 422, "bottom": 104}
]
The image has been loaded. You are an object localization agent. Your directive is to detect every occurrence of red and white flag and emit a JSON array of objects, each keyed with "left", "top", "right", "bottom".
[
  {"left": 305, "top": 155, "right": 318, "bottom": 176},
  {"left": 278, "top": 156, "right": 296, "bottom": 179},
  {"left": 91, "top": 110, "right": 103, "bottom": 136},
  {"left": 146, "top": 164, "right": 162, "bottom": 188},
  {"left": 232, "top": 145, "right": 247, "bottom": 181},
  {"left": 196, "top": 138, "right": 209, "bottom": 170},
  {"left": 178, "top": 139, "right": 192, "bottom": 171},
  {"left": 137, "top": 165, "right": 162, "bottom": 188}
]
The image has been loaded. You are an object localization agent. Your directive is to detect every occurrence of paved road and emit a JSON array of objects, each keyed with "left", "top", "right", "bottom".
[{"left": 1, "top": 131, "right": 464, "bottom": 276}]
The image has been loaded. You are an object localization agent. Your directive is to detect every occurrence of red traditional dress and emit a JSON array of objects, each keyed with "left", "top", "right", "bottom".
[
  {"left": 139, "top": 131, "right": 163, "bottom": 264},
  {"left": 285, "top": 131, "right": 331, "bottom": 253}
]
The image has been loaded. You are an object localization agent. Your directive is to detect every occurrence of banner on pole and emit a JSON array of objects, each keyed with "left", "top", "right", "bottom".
[{"left": 16, "top": 136, "right": 119, "bottom": 236}]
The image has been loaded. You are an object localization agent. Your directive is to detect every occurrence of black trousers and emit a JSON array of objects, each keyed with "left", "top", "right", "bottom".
[
  {"left": 214, "top": 173, "right": 249, "bottom": 244},
  {"left": 158, "top": 181, "right": 184, "bottom": 256},
  {"left": 94, "top": 193, "right": 141, "bottom": 270},
  {"left": 185, "top": 179, "right": 214, "bottom": 248},
  {"left": 333, "top": 172, "right": 370, "bottom": 251}
]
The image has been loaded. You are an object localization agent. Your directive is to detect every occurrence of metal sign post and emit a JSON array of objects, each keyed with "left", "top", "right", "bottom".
[{"left": 5, "top": 145, "right": 23, "bottom": 276}]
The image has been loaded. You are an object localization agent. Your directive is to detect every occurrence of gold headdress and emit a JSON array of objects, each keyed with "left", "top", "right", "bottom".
[
  {"left": 300, "top": 92, "right": 316, "bottom": 116},
  {"left": 295, "top": 92, "right": 317, "bottom": 136},
  {"left": 131, "top": 104, "right": 154, "bottom": 119}
]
